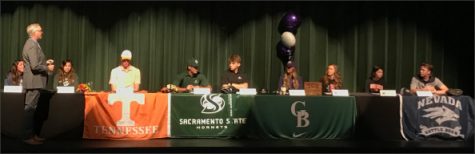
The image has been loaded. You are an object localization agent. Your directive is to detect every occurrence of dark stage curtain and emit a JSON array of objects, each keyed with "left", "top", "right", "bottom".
[{"left": 1, "top": 2, "right": 473, "bottom": 96}]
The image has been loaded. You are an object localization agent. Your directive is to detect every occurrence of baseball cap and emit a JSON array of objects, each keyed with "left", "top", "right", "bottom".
[
  {"left": 286, "top": 61, "right": 296, "bottom": 68},
  {"left": 187, "top": 58, "right": 199, "bottom": 67},
  {"left": 121, "top": 50, "right": 132, "bottom": 60}
]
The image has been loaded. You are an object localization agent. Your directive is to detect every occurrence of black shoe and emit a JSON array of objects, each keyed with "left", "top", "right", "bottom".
[
  {"left": 33, "top": 135, "right": 45, "bottom": 141},
  {"left": 23, "top": 138, "right": 43, "bottom": 145}
]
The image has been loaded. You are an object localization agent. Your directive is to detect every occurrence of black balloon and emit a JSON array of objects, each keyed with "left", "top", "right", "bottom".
[
  {"left": 278, "top": 11, "right": 302, "bottom": 34},
  {"left": 276, "top": 41, "right": 295, "bottom": 66}
]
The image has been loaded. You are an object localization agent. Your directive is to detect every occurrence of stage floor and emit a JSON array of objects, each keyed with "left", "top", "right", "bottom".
[{"left": 2, "top": 135, "right": 473, "bottom": 153}]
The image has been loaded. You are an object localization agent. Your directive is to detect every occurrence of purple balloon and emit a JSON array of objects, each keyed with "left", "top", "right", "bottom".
[
  {"left": 278, "top": 11, "right": 302, "bottom": 34},
  {"left": 285, "top": 12, "right": 301, "bottom": 27}
]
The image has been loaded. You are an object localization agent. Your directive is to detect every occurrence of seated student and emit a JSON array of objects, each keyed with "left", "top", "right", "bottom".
[
  {"left": 53, "top": 59, "right": 79, "bottom": 89},
  {"left": 365, "top": 65, "right": 385, "bottom": 93},
  {"left": 220, "top": 54, "right": 248, "bottom": 93},
  {"left": 278, "top": 61, "right": 303, "bottom": 91},
  {"left": 4, "top": 59, "right": 25, "bottom": 86},
  {"left": 161, "top": 58, "right": 211, "bottom": 93},
  {"left": 109, "top": 50, "right": 141, "bottom": 92},
  {"left": 410, "top": 63, "right": 448, "bottom": 95},
  {"left": 319, "top": 64, "right": 343, "bottom": 95}
]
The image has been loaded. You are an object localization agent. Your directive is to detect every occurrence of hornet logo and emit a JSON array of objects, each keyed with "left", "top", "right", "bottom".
[
  {"left": 422, "top": 105, "right": 459, "bottom": 125},
  {"left": 200, "top": 94, "right": 225, "bottom": 114}
]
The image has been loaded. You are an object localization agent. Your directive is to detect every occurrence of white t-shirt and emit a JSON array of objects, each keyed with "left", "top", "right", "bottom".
[{"left": 109, "top": 65, "right": 141, "bottom": 88}]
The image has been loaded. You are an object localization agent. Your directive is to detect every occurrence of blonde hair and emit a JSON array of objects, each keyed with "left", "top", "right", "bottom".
[
  {"left": 26, "top": 23, "right": 41, "bottom": 36},
  {"left": 283, "top": 71, "right": 299, "bottom": 89},
  {"left": 322, "top": 64, "right": 343, "bottom": 89}
]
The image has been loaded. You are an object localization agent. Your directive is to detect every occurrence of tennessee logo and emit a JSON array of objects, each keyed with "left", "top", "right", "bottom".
[{"left": 108, "top": 93, "right": 145, "bottom": 126}]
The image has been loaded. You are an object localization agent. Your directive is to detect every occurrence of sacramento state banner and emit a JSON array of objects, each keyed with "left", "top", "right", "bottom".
[
  {"left": 170, "top": 94, "right": 253, "bottom": 137},
  {"left": 83, "top": 92, "right": 169, "bottom": 140},
  {"left": 401, "top": 95, "right": 475, "bottom": 141}
]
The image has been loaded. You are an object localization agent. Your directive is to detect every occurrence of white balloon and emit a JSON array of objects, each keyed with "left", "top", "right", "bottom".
[{"left": 281, "top": 31, "right": 296, "bottom": 48}]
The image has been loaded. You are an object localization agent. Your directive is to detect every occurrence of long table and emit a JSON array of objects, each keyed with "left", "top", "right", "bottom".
[
  {"left": 246, "top": 95, "right": 356, "bottom": 139},
  {"left": 1, "top": 91, "right": 84, "bottom": 139},
  {"left": 353, "top": 93, "right": 403, "bottom": 140},
  {"left": 170, "top": 94, "right": 253, "bottom": 138},
  {"left": 170, "top": 94, "right": 356, "bottom": 139},
  {"left": 1, "top": 92, "right": 473, "bottom": 141}
]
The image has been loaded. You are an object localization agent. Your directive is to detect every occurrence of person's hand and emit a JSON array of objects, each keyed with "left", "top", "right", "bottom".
[
  {"left": 424, "top": 86, "right": 436, "bottom": 91},
  {"left": 186, "top": 85, "right": 194, "bottom": 91},
  {"left": 136, "top": 90, "right": 148, "bottom": 93},
  {"left": 370, "top": 84, "right": 377, "bottom": 91},
  {"left": 160, "top": 87, "right": 170, "bottom": 93},
  {"left": 369, "top": 84, "right": 383, "bottom": 93},
  {"left": 428, "top": 87, "right": 438, "bottom": 94},
  {"left": 222, "top": 84, "right": 230, "bottom": 89}
]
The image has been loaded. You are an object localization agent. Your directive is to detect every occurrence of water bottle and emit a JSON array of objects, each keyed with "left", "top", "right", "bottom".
[{"left": 87, "top": 81, "right": 94, "bottom": 92}]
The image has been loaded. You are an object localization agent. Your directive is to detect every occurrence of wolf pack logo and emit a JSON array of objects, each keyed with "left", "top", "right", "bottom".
[
  {"left": 418, "top": 96, "right": 464, "bottom": 138},
  {"left": 200, "top": 94, "right": 225, "bottom": 114},
  {"left": 422, "top": 106, "right": 459, "bottom": 125}
]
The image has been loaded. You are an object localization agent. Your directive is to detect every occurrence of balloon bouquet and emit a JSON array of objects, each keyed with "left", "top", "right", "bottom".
[
  {"left": 276, "top": 11, "right": 302, "bottom": 67},
  {"left": 275, "top": 11, "right": 302, "bottom": 95}
]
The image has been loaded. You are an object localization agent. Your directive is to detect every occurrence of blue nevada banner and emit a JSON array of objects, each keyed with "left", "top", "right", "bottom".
[{"left": 401, "top": 95, "right": 475, "bottom": 141}]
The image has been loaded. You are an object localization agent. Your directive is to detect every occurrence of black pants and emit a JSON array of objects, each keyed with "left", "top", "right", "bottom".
[{"left": 24, "top": 89, "right": 49, "bottom": 139}]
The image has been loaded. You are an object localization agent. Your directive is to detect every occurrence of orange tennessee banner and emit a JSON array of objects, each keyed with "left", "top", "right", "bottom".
[{"left": 83, "top": 92, "right": 169, "bottom": 140}]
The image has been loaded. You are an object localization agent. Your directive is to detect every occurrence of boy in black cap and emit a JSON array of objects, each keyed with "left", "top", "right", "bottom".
[{"left": 161, "top": 57, "right": 211, "bottom": 93}]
